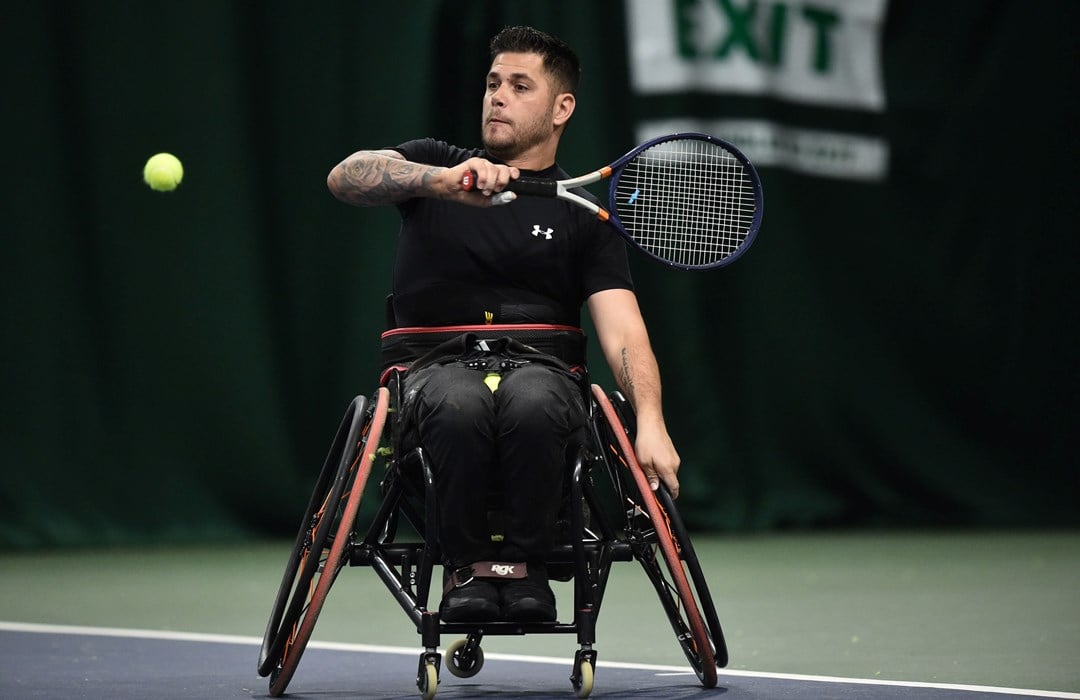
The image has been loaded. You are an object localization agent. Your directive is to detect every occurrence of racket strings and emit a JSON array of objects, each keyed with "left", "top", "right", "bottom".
[{"left": 613, "top": 139, "right": 757, "bottom": 268}]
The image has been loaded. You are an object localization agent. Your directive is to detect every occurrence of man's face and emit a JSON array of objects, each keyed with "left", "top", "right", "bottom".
[{"left": 481, "top": 52, "right": 558, "bottom": 160}]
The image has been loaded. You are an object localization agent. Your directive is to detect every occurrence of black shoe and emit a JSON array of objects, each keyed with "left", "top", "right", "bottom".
[
  {"left": 500, "top": 568, "right": 556, "bottom": 622},
  {"left": 440, "top": 579, "right": 501, "bottom": 622}
]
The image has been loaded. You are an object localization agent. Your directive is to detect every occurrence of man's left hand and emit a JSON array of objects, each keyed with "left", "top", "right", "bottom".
[{"left": 634, "top": 421, "right": 681, "bottom": 499}]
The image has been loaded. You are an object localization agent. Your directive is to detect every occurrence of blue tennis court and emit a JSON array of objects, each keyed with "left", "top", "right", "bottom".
[{"left": 2, "top": 623, "right": 1075, "bottom": 699}]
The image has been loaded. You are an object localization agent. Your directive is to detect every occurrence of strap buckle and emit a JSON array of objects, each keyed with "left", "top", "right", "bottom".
[{"left": 446, "top": 565, "right": 476, "bottom": 593}]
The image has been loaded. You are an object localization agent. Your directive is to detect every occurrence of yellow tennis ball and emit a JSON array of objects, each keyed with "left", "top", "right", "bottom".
[{"left": 143, "top": 152, "right": 183, "bottom": 192}]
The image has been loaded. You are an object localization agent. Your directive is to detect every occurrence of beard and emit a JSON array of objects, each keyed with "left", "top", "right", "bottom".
[{"left": 481, "top": 107, "right": 553, "bottom": 162}]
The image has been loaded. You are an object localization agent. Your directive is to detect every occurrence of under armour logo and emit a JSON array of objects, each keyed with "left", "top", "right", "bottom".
[
  {"left": 531, "top": 225, "right": 553, "bottom": 240},
  {"left": 490, "top": 564, "right": 516, "bottom": 576}
]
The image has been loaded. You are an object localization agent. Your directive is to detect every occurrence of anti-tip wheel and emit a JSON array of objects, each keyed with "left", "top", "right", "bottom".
[{"left": 444, "top": 638, "right": 484, "bottom": 678}]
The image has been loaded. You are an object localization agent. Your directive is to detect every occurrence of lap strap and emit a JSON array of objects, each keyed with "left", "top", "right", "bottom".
[{"left": 381, "top": 324, "right": 586, "bottom": 371}]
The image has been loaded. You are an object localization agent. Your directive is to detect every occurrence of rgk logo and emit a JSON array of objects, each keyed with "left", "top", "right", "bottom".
[{"left": 490, "top": 564, "right": 516, "bottom": 576}]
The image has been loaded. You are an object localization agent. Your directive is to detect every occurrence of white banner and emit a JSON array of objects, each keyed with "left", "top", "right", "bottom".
[
  {"left": 628, "top": 0, "right": 887, "bottom": 111},
  {"left": 638, "top": 118, "right": 888, "bottom": 180}
]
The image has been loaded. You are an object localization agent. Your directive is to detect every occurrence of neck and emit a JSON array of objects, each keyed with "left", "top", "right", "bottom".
[{"left": 490, "top": 135, "right": 561, "bottom": 172}]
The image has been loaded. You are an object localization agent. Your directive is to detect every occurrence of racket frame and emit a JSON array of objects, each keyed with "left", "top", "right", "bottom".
[
  {"left": 601, "top": 132, "right": 763, "bottom": 270},
  {"left": 467, "top": 132, "right": 763, "bottom": 271}
]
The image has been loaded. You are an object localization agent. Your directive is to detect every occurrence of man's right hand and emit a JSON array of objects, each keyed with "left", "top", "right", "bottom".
[{"left": 441, "top": 158, "right": 520, "bottom": 206}]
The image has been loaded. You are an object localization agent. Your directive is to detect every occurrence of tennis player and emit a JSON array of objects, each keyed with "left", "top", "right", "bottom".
[{"left": 327, "top": 26, "right": 679, "bottom": 623}]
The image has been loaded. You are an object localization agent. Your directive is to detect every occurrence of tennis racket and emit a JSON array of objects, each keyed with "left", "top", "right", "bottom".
[{"left": 462, "top": 132, "right": 763, "bottom": 271}]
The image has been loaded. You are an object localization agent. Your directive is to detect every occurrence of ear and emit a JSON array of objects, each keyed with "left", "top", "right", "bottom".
[{"left": 552, "top": 92, "right": 576, "bottom": 127}]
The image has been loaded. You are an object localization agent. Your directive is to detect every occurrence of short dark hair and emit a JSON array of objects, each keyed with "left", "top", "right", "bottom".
[{"left": 490, "top": 26, "right": 581, "bottom": 95}]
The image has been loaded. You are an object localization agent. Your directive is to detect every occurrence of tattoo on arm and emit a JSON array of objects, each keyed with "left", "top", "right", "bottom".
[
  {"left": 619, "top": 347, "right": 636, "bottom": 402},
  {"left": 329, "top": 153, "right": 442, "bottom": 207}
]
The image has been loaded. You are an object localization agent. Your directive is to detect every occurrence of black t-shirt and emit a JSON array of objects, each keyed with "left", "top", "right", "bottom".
[{"left": 389, "top": 138, "right": 633, "bottom": 328}]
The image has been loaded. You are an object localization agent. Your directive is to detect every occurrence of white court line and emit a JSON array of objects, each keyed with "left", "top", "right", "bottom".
[{"left": 1, "top": 621, "right": 1077, "bottom": 699}]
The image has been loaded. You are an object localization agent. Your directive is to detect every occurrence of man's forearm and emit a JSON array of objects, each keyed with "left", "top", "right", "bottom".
[
  {"left": 614, "top": 342, "right": 666, "bottom": 426},
  {"left": 327, "top": 151, "right": 445, "bottom": 207}
]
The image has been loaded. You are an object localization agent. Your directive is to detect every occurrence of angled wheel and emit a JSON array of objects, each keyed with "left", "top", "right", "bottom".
[
  {"left": 653, "top": 480, "right": 728, "bottom": 667},
  {"left": 591, "top": 385, "right": 724, "bottom": 687},
  {"left": 257, "top": 394, "right": 367, "bottom": 677},
  {"left": 258, "top": 387, "right": 390, "bottom": 696}
]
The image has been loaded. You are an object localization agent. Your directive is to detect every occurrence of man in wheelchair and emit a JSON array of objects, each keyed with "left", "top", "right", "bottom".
[{"left": 327, "top": 26, "right": 680, "bottom": 625}]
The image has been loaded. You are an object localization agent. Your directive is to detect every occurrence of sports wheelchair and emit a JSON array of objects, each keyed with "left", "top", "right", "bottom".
[{"left": 256, "top": 327, "right": 728, "bottom": 699}]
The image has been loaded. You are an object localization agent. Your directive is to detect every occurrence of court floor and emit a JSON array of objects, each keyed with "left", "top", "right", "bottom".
[{"left": 1, "top": 530, "right": 1077, "bottom": 698}]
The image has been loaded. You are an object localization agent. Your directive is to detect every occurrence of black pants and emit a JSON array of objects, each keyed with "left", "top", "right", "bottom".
[{"left": 403, "top": 361, "right": 587, "bottom": 568}]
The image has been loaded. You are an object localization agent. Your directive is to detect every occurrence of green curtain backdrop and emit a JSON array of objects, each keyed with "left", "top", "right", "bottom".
[{"left": 2, "top": 1, "right": 1076, "bottom": 548}]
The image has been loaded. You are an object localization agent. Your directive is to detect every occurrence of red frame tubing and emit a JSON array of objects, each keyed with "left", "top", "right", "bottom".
[
  {"left": 591, "top": 385, "right": 718, "bottom": 688},
  {"left": 269, "top": 386, "right": 390, "bottom": 697}
]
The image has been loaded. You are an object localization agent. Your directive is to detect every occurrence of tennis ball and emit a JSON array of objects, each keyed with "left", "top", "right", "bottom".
[{"left": 143, "top": 152, "right": 183, "bottom": 192}]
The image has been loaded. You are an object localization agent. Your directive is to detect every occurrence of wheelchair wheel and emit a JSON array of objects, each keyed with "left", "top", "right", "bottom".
[
  {"left": 591, "top": 386, "right": 722, "bottom": 688},
  {"left": 654, "top": 482, "right": 729, "bottom": 668},
  {"left": 571, "top": 650, "right": 595, "bottom": 699},
  {"left": 257, "top": 394, "right": 368, "bottom": 677},
  {"left": 571, "top": 659, "right": 594, "bottom": 698},
  {"left": 419, "top": 658, "right": 439, "bottom": 700},
  {"left": 444, "top": 637, "right": 484, "bottom": 678},
  {"left": 258, "top": 387, "right": 390, "bottom": 696}
]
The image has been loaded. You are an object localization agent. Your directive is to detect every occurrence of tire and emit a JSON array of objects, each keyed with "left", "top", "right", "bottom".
[
  {"left": 444, "top": 637, "right": 484, "bottom": 678},
  {"left": 572, "top": 658, "right": 594, "bottom": 698},
  {"left": 258, "top": 388, "right": 390, "bottom": 695},
  {"left": 591, "top": 385, "right": 722, "bottom": 688},
  {"left": 419, "top": 659, "right": 439, "bottom": 700},
  {"left": 654, "top": 482, "right": 729, "bottom": 668}
]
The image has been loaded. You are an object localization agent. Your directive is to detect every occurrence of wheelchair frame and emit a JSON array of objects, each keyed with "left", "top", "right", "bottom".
[{"left": 257, "top": 369, "right": 727, "bottom": 699}]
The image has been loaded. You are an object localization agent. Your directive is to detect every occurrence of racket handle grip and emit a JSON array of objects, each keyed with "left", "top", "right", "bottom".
[
  {"left": 462, "top": 171, "right": 557, "bottom": 197},
  {"left": 506, "top": 176, "right": 557, "bottom": 197}
]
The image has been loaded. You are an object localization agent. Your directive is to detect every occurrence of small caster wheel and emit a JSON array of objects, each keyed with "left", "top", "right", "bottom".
[
  {"left": 444, "top": 637, "right": 484, "bottom": 678},
  {"left": 417, "top": 654, "right": 440, "bottom": 700},
  {"left": 572, "top": 658, "right": 593, "bottom": 698}
]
